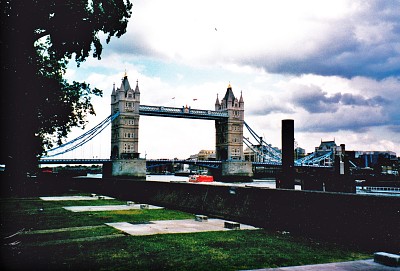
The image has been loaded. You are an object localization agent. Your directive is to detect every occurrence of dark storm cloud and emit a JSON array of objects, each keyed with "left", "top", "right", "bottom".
[
  {"left": 292, "top": 86, "right": 389, "bottom": 113},
  {"left": 297, "top": 117, "right": 387, "bottom": 133},
  {"left": 245, "top": 0, "right": 400, "bottom": 79},
  {"left": 248, "top": 35, "right": 400, "bottom": 80}
]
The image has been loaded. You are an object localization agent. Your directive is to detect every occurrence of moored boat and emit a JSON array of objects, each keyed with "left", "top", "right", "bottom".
[{"left": 188, "top": 175, "right": 214, "bottom": 182}]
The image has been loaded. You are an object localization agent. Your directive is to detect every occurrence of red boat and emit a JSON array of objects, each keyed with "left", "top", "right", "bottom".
[{"left": 188, "top": 175, "right": 214, "bottom": 182}]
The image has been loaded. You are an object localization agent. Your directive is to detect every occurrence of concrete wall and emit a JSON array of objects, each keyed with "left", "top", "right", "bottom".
[{"left": 76, "top": 178, "right": 400, "bottom": 252}]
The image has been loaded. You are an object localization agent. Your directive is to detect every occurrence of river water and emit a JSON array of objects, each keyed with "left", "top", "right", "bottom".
[{"left": 86, "top": 173, "right": 399, "bottom": 197}]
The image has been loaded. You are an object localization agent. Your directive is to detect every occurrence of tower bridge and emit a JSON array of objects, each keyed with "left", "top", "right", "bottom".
[
  {"left": 42, "top": 73, "right": 336, "bottom": 180},
  {"left": 106, "top": 74, "right": 253, "bottom": 180}
]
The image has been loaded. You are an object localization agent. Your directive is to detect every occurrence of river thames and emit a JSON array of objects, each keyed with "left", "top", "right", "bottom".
[{"left": 84, "top": 173, "right": 400, "bottom": 197}]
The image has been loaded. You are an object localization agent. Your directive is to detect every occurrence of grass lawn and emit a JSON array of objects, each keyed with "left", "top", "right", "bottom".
[{"left": 0, "top": 194, "right": 371, "bottom": 270}]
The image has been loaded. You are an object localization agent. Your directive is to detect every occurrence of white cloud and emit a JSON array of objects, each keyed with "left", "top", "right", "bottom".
[{"left": 115, "top": 0, "right": 400, "bottom": 78}]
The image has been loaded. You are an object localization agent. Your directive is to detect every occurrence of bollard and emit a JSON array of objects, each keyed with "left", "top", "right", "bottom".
[
  {"left": 279, "top": 119, "right": 295, "bottom": 189},
  {"left": 224, "top": 221, "right": 240, "bottom": 230},
  {"left": 195, "top": 215, "right": 208, "bottom": 222}
]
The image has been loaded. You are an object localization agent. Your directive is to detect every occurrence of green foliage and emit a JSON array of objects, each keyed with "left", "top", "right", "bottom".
[{"left": 0, "top": 0, "right": 133, "bottom": 175}]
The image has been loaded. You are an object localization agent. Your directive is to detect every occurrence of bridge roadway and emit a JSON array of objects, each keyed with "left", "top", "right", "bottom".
[
  {"left": 39, "top": 158, "right": 282, "bottom": 168},
  {"left": 39, "top": 158, "right": 330, "bottom": 169}
]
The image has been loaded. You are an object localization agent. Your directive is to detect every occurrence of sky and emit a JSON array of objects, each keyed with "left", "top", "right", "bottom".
[{"left": 63, "top": 0, "right": 400, "bottom": 160}]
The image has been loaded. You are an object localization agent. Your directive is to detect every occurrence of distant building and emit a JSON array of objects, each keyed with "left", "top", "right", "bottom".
[
  {"left": 315, "top": 140, "right": 337, "bottom": 156},
  {"left": 310, "top": 139, "right": 398, "bottom": 173},
  {"left": 295, "top": 147, "right": 306, "bottom": 160},
  {"left": 306, "top": 139, "right": 340, "bottom": 167},
  {"left": 244, "top": 147, "right": 255, "bottom": 162},
  {"left": 197, "top": 150, "right": 216, "bottom": 161},
  {"left": 347, "top": 151, "right": 397, "bottom": 169}
]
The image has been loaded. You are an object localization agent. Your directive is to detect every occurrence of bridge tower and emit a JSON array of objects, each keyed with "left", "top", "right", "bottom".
[
  {"left": 215, "top": 84, "right": 253, "bottom": 181},
  {"left": 106, "top": 73, "right": 146, "bottom": 178},
  {"left": 215, "top": 84, "right": 245, "bottom": 160}
]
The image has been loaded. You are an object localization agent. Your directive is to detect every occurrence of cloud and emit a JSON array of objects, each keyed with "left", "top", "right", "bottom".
[
  {"left": 277, "top": 75, "right": 400, "bottom": 135},
  {"left": 105, "top": 0, "right": 400, "bottom": 79},
  {"left": 249, "top": 103, "right": 294, "bottom": 116},
  {"left": 291, "top": 85, "right": 389, "bottom": 113}
]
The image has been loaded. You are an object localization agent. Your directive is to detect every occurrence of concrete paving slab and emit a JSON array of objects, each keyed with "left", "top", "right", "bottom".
[
  {"left": 40, "top": 195, "right": 114, "bottom": 201},
  {"left": 63, "top": 204, "right": 163, "bottom": 212},
  {"left": 244, "top": 259, "right": 399, "bottom": 271},
  {"left": 106, "top": 218, "right": 258, "bottom": 236}
]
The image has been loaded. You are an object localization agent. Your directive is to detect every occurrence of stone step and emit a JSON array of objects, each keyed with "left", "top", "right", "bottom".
[{"left": 374, "top": 252, "right": 400, "bottom": 267}]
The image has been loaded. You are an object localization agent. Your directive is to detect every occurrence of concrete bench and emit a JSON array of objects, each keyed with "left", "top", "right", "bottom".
[
  {"left": 224, "top": 221, "right": 240, "bottom": 230},
  {"left": 195, "top": 215, "right": 208, "bottom": 222},
  {"left": 374, "top": 252, "right": 400, "bottom": 267},
  {"left": 126, "top": 201, "right": 134, "bottom": 206}
]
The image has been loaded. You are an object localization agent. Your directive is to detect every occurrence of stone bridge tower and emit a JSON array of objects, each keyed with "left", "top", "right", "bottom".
[
  {"left": 215, "top": 84, "right": 244, "bottom": 160},
  {"left": 107, "top": 73, "right": 146, "bottom": 178},
  {"left": 111, "top": 73, "right": 140, "bottom": 159},
  {"left": 214, "top": 84, "right": 252, "bottom": 181}
]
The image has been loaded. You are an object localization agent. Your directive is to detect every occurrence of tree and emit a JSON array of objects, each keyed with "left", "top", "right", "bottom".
[{"left": 0, "top": 0, "right": 133, "bottom": 179}]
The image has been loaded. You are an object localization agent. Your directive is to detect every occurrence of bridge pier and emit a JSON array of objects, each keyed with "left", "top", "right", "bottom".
[
  {"left": 219, "top": 161, "right": 253, "bottom": 182},
  {"left": 103, "top": 159, "right": 146, "bottom": 179}
]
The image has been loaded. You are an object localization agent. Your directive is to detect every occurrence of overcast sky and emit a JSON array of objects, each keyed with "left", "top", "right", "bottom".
[{"left": 63, "top": 0, "right": 400, "bottom": 159}]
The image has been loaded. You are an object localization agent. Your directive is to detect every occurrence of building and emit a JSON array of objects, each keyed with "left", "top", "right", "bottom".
[
  {"left": 315, "top": 139, "right": 337, "bottom": 156},
  {"left": 295, "top": 147, "right": 306, "bottom": 160},
  {"left": 348, "top": 151, "right": 397, "bottom": 169},
  {"left": 197, "top": 150, "right": 216, "bottom": 161}
]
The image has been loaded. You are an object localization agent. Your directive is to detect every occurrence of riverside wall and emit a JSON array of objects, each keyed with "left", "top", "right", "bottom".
[{"left": 77, "top": 177, "right": 400, "bottom": 252}]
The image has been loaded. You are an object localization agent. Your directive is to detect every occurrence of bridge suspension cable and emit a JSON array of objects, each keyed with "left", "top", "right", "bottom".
[
  {"left": 294, "top": 151, "right": 334, "bottom": 167},
  {"left": 243, "top": 121, "right": 282, "bottom": 163},
  {"left": 43, "top": 112, "right": 120, "bottom": 158}
]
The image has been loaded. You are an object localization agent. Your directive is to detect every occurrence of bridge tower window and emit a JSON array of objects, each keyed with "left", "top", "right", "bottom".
[
  {"left": 123, "top": 143, "right": 134, "bottom": 153},
  {"left": 124, "top": 132, "right": 134, "bottom": 138},
  {"left": 125, "top": 102, "right": 134, "bottom": 109}
]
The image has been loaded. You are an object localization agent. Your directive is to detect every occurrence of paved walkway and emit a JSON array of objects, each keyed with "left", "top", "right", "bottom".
[
  {"left": 63, "top": 204, "right": 163, "bottom": 212},
  {"left": 40, "top": 195, "right": 114, "bottom": 201},
  {"left": 106, "top": 219, "right": 258, "bottom": 236},
  {"left": 245, "top": 259, "right": 399, "bottom": 271},
  {"left": 22, "top": 225, "right": 106, "bottom": 234}
]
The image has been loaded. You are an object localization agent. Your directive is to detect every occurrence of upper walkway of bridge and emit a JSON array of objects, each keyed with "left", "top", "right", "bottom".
[{"left": 139, "top": 105, "right": 229, "bottom": 120}]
